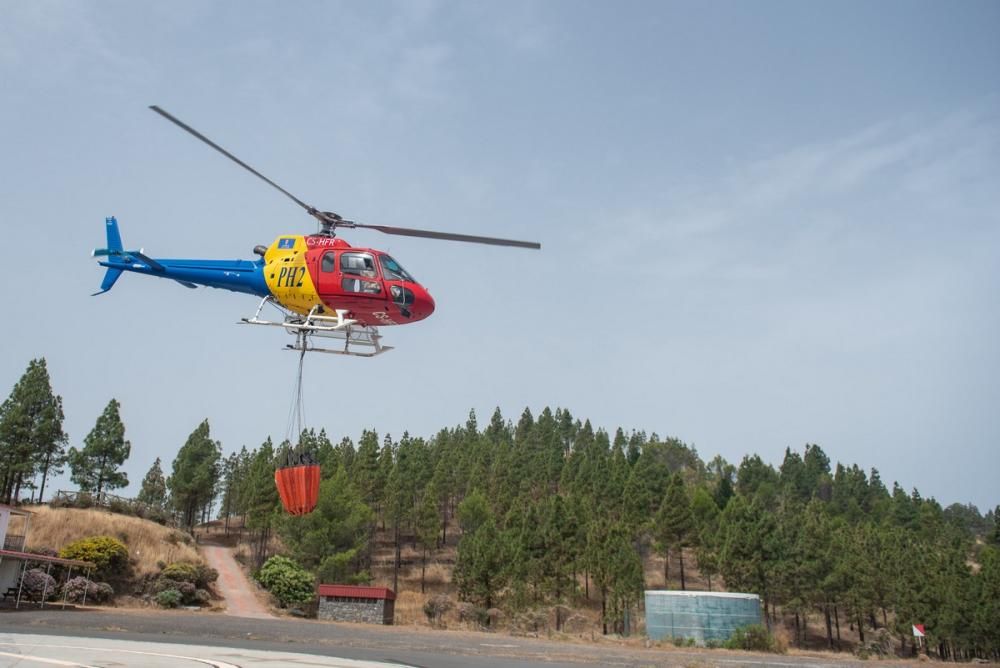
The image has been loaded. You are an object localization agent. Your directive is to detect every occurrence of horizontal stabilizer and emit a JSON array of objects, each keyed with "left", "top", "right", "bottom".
[
  {"left": 175, "top": 279, "right": 198, "bottom": 289},
  {"left": 131, "top": 251, "right": 165, "bottom": 272}
]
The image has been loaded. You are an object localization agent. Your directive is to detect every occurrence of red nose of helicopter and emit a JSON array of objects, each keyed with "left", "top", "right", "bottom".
[{"left": 409, "top": 283, "right": 435, "bottom": 321}]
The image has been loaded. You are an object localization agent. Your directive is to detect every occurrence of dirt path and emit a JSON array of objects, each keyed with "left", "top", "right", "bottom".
[{"left": 200, "top": 543, "right": 273, "bottom": 619}]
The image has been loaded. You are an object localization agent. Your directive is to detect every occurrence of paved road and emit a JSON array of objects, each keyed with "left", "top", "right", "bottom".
[
  {"left": 0, "top": 633, "right": 408, "bottom": 668},
  {"left": 200, "top": 544, "right": 272, "bottom": 619},
  {"left": 0, "top": 608, "right": 890, "bottom": 668}
]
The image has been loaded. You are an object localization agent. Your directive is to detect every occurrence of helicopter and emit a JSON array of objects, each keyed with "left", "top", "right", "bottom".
[{"left": 93, "top": 106, "right": 540, "bottom": 357}]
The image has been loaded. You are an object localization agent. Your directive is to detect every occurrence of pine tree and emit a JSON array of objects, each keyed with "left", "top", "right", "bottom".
[
  {"left": 457, "top": 488, "right": 490, "bottom": 534},
  {"left": 691, "top": 486, "right": 721, "bottom": 590},
  {"left": 168, "top": 420, "right": 221, "bottom": 530},
  {"left": 653, "top": 474, "right": 695, "bottom": 589},
  {"left": 455, "top": 516, "right": 509, "bottom": 614},
  {"left": 415, "top": 483, "right": 440, "bottom": 592},
  {"left": 67, "top": 398, "right": 130, "bottom": 497},
  {"left": 216, "top": 452, "right": 239, "bottom": 531},
  {"left": 542, "top": 494, "right": 577, "bottom": 630},
  {"left": 240, "top": 438, "right": 279, "bottom": 568},
  {"left": 0, "top": 358, "right": 67, "bottom": 503},
  {"left": 137, "top": 457, "right": 168, "bottom": 508}
]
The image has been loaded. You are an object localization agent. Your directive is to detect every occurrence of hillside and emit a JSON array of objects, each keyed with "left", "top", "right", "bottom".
[{"left": 24, "top": 505, "right": 203, "bottom": 577}]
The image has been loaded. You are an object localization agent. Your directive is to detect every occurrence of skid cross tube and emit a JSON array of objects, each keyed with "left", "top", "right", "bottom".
[{"left": 240, "top": 296, "right": 392, "bottom": 356}]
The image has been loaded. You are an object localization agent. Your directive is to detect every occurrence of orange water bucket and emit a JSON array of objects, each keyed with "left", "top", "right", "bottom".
[{"left": 274, "top": 464, "right": 320, "bottom": 515}]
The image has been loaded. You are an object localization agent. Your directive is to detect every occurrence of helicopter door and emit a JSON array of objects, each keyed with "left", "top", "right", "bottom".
[{"left": 314, "top": 250, "right": 340, "bottom": 295}]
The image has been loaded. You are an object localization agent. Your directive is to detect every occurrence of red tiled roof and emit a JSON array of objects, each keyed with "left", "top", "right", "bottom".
[
  {"left": 0, "top": 548, "right": 94, "bottom": 569},
  {"left": 318, "top": 584, "right": 396, "bottom": 601}
]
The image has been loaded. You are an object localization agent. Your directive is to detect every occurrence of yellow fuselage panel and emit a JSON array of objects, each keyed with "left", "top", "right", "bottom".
[{"left": 263, "top": 235, "right": 323, "bottom": 316}]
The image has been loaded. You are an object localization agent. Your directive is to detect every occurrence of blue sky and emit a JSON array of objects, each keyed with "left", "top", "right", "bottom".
[{"left": 1, "top": 1, "right": 997, "bottom": 511}]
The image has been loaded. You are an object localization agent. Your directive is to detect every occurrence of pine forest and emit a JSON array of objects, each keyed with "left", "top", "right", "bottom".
[{"left": 1, "top": 358, "right": 998, "bottom": 661}]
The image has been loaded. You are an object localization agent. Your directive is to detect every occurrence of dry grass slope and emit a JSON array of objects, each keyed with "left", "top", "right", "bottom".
[{"left": 25, "top": 505, "right": 202, "bottom": 576}]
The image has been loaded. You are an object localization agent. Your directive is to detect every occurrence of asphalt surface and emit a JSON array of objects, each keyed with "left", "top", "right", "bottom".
[
  {"left": 0, "top": 633, "right": 408, "bottom": 668},
  {"left": 0, "top": 608, "right": 890, "bottom": 668}
]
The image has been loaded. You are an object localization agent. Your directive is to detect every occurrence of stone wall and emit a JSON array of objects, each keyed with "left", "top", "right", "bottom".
[{"left": 318, "top": 597, "right": 393, "bottom": 625}]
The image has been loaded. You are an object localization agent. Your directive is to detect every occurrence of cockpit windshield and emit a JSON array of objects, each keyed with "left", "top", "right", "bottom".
[{"left": 379, "top": 255, "right": 415, "bottom": 283}]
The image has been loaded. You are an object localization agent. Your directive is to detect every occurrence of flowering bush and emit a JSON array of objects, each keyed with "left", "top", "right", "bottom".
[
  {"left": 61, "top": 577, "right": 115, "bottom": 604},
  {"left": 20, "top": 568, "right": 57, "bottom": 601},
  {"left": 59, "top": 536, "right": 128, "bottom": 576}
]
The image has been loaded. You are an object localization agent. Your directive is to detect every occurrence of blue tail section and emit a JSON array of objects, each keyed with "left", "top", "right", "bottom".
[
  {"left": 92, "top": 217, "right": 125, "bottom": 296},
  {"left": 105, "top": 217, "right": 123, "bottom": 253},
  {"left": 93, "top": 215, "right": 269, "bottom": 298}
]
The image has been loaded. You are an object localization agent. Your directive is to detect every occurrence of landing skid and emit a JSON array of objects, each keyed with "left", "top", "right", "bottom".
[{"left": 240, "top": 297, "right": 393, "bottom": 357}]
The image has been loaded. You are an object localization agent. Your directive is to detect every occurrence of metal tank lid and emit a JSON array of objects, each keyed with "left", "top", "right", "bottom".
[{"left": 644, "top": 590, "right": 760, "bottom": 600}]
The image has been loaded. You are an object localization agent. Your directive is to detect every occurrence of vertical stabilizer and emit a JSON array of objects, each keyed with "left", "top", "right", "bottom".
[{"left": 106, "top": 216, "right": 123, "bottom": 252}]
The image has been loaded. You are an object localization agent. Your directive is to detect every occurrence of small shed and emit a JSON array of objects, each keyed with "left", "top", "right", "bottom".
[{"left": 317, "top": 584, "right": 395, "bottom": 625}]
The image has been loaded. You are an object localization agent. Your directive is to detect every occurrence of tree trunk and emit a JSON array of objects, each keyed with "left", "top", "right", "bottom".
[
  {"left": 857, "top": 613, "right": 865, "bottom": 643},
  {"left": 824, "top": 606, "right": 833, "bottom": 650},
  {"left": 420, "top": 547, "right": 426, "bottom": 594},
  {"left": 38, "top": 456, "right": 52, "bottom": 503},
  {"left": 392, "top": 521, "right": 401, "bottom": 593},
  {"left": 795, "top": 613, "right": 801, "bottom": 647},
  {"left": 601, "top": 589, "right": 607, "bottom": 635},
  {"left": 555, "top": 577, "right": 563, "bottom": 631},
  {"left": 834, "top": 605, "right": 841, "bottom": 651},
  {"left": 679, "top": 550, "right": 686, "bottom": 591}
]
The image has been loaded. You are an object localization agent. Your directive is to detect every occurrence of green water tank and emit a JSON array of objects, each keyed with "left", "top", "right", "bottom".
[{"left": 645, "top": 590, "right": 761, "bottom": 644}]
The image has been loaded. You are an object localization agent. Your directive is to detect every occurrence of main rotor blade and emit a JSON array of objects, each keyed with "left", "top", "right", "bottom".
[
  {"left": 149, "top": 105, "right": 314, "bottom": 213},
  {"left": 352, "top": 223, "right": 541, "bottom": 249}
]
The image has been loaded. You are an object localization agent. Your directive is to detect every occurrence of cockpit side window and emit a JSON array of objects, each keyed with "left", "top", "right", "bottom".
[
  {"left": 321, "top": 251, "right": 336, "bottom": 273},
  {"left": 379, "top": 254, "right": 415, "bottom": 282},
  {"left": 341, "top": 252, "right": 378, "bottom": 278}
]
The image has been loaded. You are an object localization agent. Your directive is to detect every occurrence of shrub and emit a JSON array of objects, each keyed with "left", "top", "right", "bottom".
[
  {"left": 457, "top": 602, "right": 490, "bottom": 628},
  {"left": 107, "top": 497, "right": 133, "bottom": 516},
  {"left": 194, "top": 564, "right": 218, "bottom": 588},
  {"left": 724, "top": 624, "right": 785, "bottom": 653},
  {"left": 155, "top": 588, "right": 182, "bottom": 608},
  {"left": 63, "top": 578, "right": 115, "bottom": 604},
  {"left": 153, "top": 576, "right": 181, "bottom": 594},
  {"left": 160, "top": 562, "right": 199, "bottom": 583},
  {"left": 194, "top": 588, "right": 211, "bottom": 604},
  {"left": 423, "top": 594, "right": 453, "bottom": 627},
  {"left": 856, "top": 628, "right": 893, "bottom": 659},
  {"left": 255, "top": 555, "right": 315, "bottom": 607},
  {"left": 59, "top": 536, "right": 128, "bottom": 576},
  {"left": 20, "top": 568, "right": 57, "bottom": 601},
  {"left": 165, "top": 530, "right": 191, "bottom": 546},
  {"left": 93, "top": 582, "right": 115, "bottom": 602},
  {"left": 61, "top": 576, "right": 92, "bottom": 603},
  {"left": 152, "top": 562, "right": 216, "bottom": 604}
]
